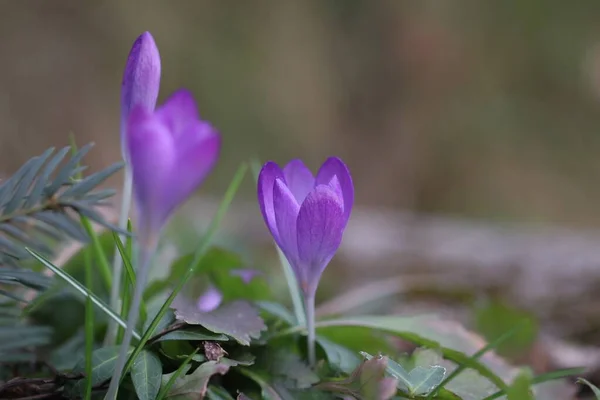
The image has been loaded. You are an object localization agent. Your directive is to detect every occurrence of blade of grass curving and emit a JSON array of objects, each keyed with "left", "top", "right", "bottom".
[
  {"left": 68, "top": 137, "right": 112, "bottom": 293},
  {"left": 250, "top": 157, "right": 306, "bottom": 326},
  {"left": 84, "top": 245, "right": 94, "bottom": 400},
  {"left": 310, "top": 317, "right": 508, "bottom": 391},
  {"left": 79, "top": 212, "right": 112, "bottom": 291},
  {"left": 577, "top": 378, "right": 600, "bottom": 398},
  {"left": 108, "top": 164, "right": 133, "bottom": 346},
  {"left": 426, "top": 323, "right": 525, "bottom": 399},
  {"left": 481, "top": 367, "right": 585, "bottom": 400},
  {"left": 26, "top": 248, "right": 140, "bottom": 340},
  {"left": 155, "top": 348, "right": 200, "bottom": 400},
  {"left": 112, "top": 230, "right": 146, "bottom": 343},
  {"left": 119, "top": 163, "right": 248, "bottom": 386},
  {"left": 25, "top": 146, "right": 70, "bottom": 208}
]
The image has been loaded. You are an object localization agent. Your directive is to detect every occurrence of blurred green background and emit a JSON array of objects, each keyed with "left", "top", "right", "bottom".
[{"left": 2, "top": 1, "right": 600, "bottom": 226}]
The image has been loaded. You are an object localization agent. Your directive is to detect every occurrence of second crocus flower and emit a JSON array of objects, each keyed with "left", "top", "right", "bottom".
[
  {"left": 257, "top": 157, "right": 353, "bottom": 366},
  {"left": 107, "top": 89, "right": 220, "bottom": 400},
  {"left": 127, "top": 89, "right": 221, "bottom": 246}
]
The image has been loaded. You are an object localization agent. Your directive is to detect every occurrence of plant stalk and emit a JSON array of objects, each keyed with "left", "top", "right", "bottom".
[
  {"left": 105, "top": 239, "right": 155, "bottom": 400},
  {"left": 305, "top": 293, "right": 316, "bottom": 367},
  {"left": 106, "top": 165, "right": 133, "bottom": 346}
]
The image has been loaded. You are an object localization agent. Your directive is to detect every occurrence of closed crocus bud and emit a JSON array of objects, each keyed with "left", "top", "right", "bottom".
[
  {"left": 257, "top": 157, "right": 353, "bottom": 299},
  {"left": 121, "top": 31, "right": 161, "bottom": 157},
  {"left": 126, "top": 89, "right": 221, "bottom": 246}
]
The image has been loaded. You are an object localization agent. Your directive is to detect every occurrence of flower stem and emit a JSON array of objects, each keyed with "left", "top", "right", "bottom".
[
  {"left": 276, "top": 248, "right": 306, "bottom": 326},
  {"left": 305, "top": 293, "right": 316, "bottom": 367},
  {"left": 106, "top": 165, "right": 133, "bottom": 346},
  {"left": 105, "top": 240, "right": 155, "bottom": 400}
]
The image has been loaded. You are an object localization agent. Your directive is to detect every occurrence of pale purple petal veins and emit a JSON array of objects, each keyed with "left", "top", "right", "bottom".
[
  {"left": 283, "top": 159, "right": 315, "bottom": 204},
  {"left": 327, "top": 175, "right": 344, "bottom": 205},
  {"left": 121, "top": 32, "right": 161, "bottom": 143},
  {"left": 126, "top": 107, "right": 175, "bottom": 232},
  {"left": 315, "top": 157, "right": 354, "bottom": 223},
  {"left": 257, "top": 162, "right": 285, "bottom": 243},
  {"left": 196, "top": 286, "right": 223, "bottom": 312},
  {"left": 273, "top": 178, "right": 301, "bottom": 269},
  {"left": 296, "top": 185, "right": 345, "bottom": 295},
  {"left": 154, "top": 89, "right": 200, "bottom": 137}
]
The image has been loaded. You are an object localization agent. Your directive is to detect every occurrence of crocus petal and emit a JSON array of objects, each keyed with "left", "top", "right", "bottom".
[
  {"left": 296, "top": 185, "right": 345, "bottom": 295},
  {"left": 283, "top": 159, "right": 315, "bottom": 204},
  {"left": 126, "top": 107, "right": 175, "bottom": 235},
  {"left": 197, "top": 286, "right": 223, "bottom": 312},
  {"left": 257, "top": 162, "right": 285, "bottom": 243},
  {"left": 155, "top": 89, "right": 201, "bottom": 138},
  {"left": 327, "top": 175, "right": 344, "bottom": 203},
  {"left": 315, "top": 157, "right": 354, "bottom": 223},
  {"left": 121, "top": 32, "right": 161, "bottom": 156},
  {"left": 273, "top": 179, "right": 301, "bottom": 267},
  {"left": 161, "top": 130, "right": 220, "bottom": 219}
]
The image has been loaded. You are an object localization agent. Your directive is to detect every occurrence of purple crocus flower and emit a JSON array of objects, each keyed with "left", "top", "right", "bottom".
[
  {"left": 257, "top": 157, "right": 353, "bottom": 298},
  {"left": 126, "top": 89, "right": 221, "bottom": 245},
  {"left": 121, "top": 31, "right": 161, "bottom": 158}
]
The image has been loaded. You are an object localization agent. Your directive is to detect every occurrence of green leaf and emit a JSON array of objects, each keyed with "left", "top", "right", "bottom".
[
  {"left": 256, "top": 301, "right": 296, "bottom": 326},
  {"left": 153, "top": 326, "right": 230, "bottom": 342},
  {"left": 132, "top": 350, "right": 163, "bottom": 400},
  {"left": 413, "top": 348, "right": 500, "bottom": 400},
  {"left": 482, "top": 368, "right": 584, "bottom": 400},
  {"left": 427, "top": 323, "right": 523, "bottom": 399},
  {"left": 263, "top": 349, "right": 319, "bottom": 389},
  {"left": 407, "top": 365, "right": 446, "bottom": 395},
  {"left": 316, "top": 315, "right": 507, "bottom": 391},
  {"left": 474, "top": 301, "right": 538, "bottom": 358},
  {"left": 174, "top": 300, "right": 266, "bottom": 346},
  {"left": 206, "top": 386, "right": 236, "bottom": 400},
  {"left": 162, "top": 361, "right": 230, "bottom": 399},
  {"left": 316, "top": 336, "right": 360, "bottom": 374},
  {"left": 577, "top": 378, "right": 600, "bottom": 399},
  {"left": 506, "top": 369, "right": 534, "bottom": 400},
  {"left": 317, "top": 355, "right": 397, "bottom": 400},
  {"left": 66, "top": 345, "right": 133, "bottom": 397}
]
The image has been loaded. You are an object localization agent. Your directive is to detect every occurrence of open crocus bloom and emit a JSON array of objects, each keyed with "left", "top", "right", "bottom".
[
  {"left": 257, "top": 157, "right": 353, "bottom": 297},
  {"left": 126, "top": 89, "right": 220, "bottom": 245}
]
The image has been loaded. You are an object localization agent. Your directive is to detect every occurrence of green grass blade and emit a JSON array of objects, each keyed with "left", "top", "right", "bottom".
[
  {"left": 80, "top": 216, "right": 112, "bottom": 291},
  {"left": 68, "top": 136, "right": 113, "bottom": 291},
  {"left": 119, "top": 163, "right": 248, "bottom": 385},
  {"left": 83, "top": 246, "right": 94, "bottom": 400},
  {"left": 250, "top": 158, "right": 306, "bottom": 326},
  {"left": 26, "top": 248, "right": 140, "bottom": 340},
  {"left": 426, "top": 323, "right": 524, "bottom": 399},
  {"left": 113, "top": 228, "right": 146, "bottom": 343},
  {"left": 481, "top": 367, "right": 585, "bottom": 400},
  {"left": 155, "top": 348, "right": 199, "bottom": 400},
  {"left": 577, "top": 378, "right": 600, "bottom": 399}
]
